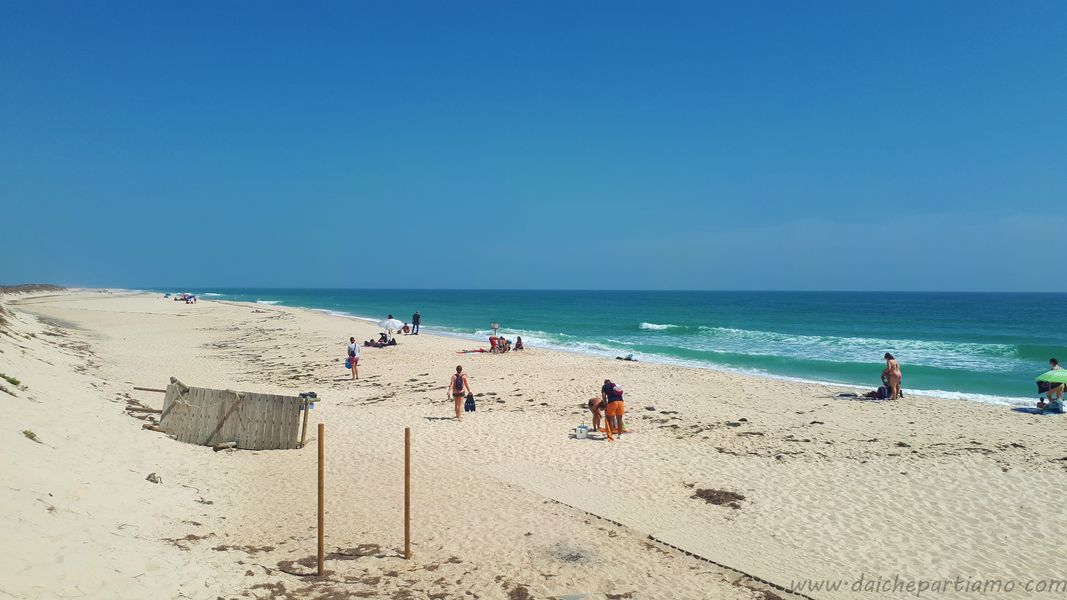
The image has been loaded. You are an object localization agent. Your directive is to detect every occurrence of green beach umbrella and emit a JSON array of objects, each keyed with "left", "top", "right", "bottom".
[{"left": 1036, "top": 370, "right": 1067, "bottom": 384}]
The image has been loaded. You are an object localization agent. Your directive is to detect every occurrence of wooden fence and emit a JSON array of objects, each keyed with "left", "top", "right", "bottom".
[{"left": 160, "top": 377, "right": 305, "bottom": 450}]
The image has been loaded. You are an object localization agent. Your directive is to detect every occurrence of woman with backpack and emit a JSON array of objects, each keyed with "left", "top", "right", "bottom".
[{"left": 448, "top": 365, "right": 472, "bottom": 421}]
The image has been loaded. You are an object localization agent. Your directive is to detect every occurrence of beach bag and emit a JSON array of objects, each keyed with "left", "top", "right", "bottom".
[
  {"left": 464, "top": 392, "right": 476, "bottom": 412},
  {"left": 344, "top": 358, "right": 352, "bottom": 370}
]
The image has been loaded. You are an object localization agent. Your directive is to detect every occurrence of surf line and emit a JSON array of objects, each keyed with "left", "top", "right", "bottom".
[{"left": 542, "top": 495, "right": 816, "bottom": 600}]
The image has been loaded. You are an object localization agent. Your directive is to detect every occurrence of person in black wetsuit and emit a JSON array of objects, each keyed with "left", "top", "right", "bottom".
[{"left": 412, "top": 311, "right": 421, "bottom": 335}]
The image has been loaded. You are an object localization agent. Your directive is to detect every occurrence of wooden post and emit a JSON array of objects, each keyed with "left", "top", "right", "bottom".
[
  {"left": 300, "top": 399, "right": 310, "bottom": 448},
  {"left": 169, "top": 377, "right": 190, "bottom": 394},
  {"left": 317, "top": 423, "right": 325, "bottom": 576},
  {"left": 404, "top": 426, "right": 411, "bottom": 560}
]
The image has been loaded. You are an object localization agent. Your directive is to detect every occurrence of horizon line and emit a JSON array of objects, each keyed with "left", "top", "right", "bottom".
[{"left": 22, "top": 284, "right": 1067, "bottom": 295}]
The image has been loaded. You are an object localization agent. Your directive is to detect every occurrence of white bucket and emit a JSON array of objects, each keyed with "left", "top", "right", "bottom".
[{"left": 575, "top": 425, "right": 588, "bottom": 439}]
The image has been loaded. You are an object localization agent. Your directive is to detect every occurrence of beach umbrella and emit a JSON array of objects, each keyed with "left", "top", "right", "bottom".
[
  {"left": 379, "top": 318, "right": 404, "bottom": 338},
  {"left": 1036, "top": 370, "right": 1067, "bottom": 385}
]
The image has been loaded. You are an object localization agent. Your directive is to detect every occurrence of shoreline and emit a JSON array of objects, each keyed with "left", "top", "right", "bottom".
[{"left": 212, "top": 292, "right": 1038, "bottom": 407}]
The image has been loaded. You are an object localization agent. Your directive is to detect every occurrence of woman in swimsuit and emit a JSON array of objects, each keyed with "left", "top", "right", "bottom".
[
  {"left": 448, "top": 365, "right": 472, "bottom": 421},
  {"left": 883, "top": 353, "right": 902, "bottom": 400}
]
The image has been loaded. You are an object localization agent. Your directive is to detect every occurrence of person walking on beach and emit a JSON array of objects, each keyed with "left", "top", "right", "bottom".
[
  {"left": 412, "top": 311, "right": 421, "bottom": 335},
  {"left": 347, "top": 337, "right": 360, "bottom": 380},
  {"left": 883, "top": 353, "right": 902, "bottom": 400},
  {"left": 448, "top": 365, "right": 472, "bottom": 421}
]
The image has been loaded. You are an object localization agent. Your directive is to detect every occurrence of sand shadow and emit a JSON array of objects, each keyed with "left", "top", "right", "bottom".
[{"left": 567, "top": 432, "right": 609, "bottom": 441}]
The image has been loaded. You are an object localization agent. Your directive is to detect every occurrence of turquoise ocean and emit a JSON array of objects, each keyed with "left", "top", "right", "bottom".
[{"left": 183, "top": 289, "right": 1066, "bottom": 405}]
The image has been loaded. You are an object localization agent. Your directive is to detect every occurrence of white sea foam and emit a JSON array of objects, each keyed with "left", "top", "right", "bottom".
[
  {"left": 201, "top": 293, "right": 224, "bottom": 297},
  {"left": 639, "top": 322, "right": 680, "bottom": 330},
  {"left": 310, "top": 309, "right": 380, "bottom": 324},
  {"left": 661, "top": 326, "right": 1029, "bottom": 372},
  {"left": 255, "top": 300, "right": 281, "bottom": 305}
]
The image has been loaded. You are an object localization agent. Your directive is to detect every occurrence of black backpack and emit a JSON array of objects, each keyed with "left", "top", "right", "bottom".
[{"left": 464, "top": 393, "right": 476, "bottom": 412}]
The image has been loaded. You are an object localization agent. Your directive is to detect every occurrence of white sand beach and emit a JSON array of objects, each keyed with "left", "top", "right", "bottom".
[{"left": 3, "top": 290, "right": 1066, "bottom": 599}]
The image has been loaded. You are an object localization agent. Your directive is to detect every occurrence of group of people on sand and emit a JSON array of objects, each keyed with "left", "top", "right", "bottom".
[
  {"left": 488, "top": 335, "right": 523, "bottom": 353},
  {"left": 443, "top": 366, "right": 627, "bottom": 438},
  {"left": 871, "top": 353, "right": 1064, "bottom": 413},
  {"left": 342, "top": 311, "right": 423, "bottom": 380},
  {"left": 587, "top": 379, "right": 627, "bottom": 441},
  {"left": 363, "top": 333, "right": 398, "bottom": 348},
  {"left": 398, "top": 311, "right": 422, "bottom": 335}
]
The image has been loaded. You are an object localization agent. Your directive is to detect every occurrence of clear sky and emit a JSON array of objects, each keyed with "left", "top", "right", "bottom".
[{"left": 2, "top": 1, "right": 1064, "bottom": 291}]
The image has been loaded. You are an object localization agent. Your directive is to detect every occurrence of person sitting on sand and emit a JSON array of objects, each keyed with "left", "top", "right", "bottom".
[
  {"left": 346, "top": 336, "right": 360, "bottom": 380},
  {"left": 448, "top": 365, "right": 472, "bottom": 421},
  {"left": 515, "top": 336, "right": 524, "bottom": 350},
  {"left": 501, "top": 338, "right": 511, "bottom": 353},
  {"left": 587, "top": 396, "right": 606, "bottom": 433},
  {"left": 402, "top": 323, "right": 411, "bottom": 334},
  {"left": 1038, "top": 358, "right": 1064, "bottom": 411},
  {"left": 882, "top": 353, "right": 902, "bottom": 400}
]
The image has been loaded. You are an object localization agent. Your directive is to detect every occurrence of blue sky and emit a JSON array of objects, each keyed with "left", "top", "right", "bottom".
[{"left": 2, "top": 1, "right": 1064, "bottom": 291}]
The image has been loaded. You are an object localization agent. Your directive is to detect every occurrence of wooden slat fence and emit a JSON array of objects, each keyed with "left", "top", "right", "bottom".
[{"left": 160, "top": 378, "right": 303, "bottom": 450}]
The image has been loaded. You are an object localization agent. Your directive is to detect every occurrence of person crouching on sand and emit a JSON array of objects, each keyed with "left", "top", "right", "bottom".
[
  {"left": 587, "top": 396, "right": 606, "bottom": 433},
  {"left": 882, "top": 353, "right": 902, "bottom": 400},
  {"left": 347, "top": 337, "right": 360, "bottom": 380},
  {"left": 449, "top": 365, "right": 472, "bottom": 421}
]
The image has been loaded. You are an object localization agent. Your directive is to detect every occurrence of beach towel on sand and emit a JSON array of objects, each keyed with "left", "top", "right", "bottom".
[{"left": 1012, "top": 406, "right": 1065, "bottom": 415}]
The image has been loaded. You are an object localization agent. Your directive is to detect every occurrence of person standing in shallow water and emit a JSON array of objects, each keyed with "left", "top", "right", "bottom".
[
  {"left": 412, "top": 311, "right": 421, "bottom": 335},
  {"left": 883, "top": 353, "right": 902, "bottom": 400},
  {"left": 448, "top": 365, "right": 472, "bottom": 421}
]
